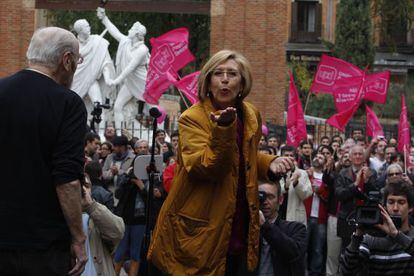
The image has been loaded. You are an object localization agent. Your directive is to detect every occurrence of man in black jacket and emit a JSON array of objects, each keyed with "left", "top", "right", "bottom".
[
  {"left": 258, "top": 180, "right": 307, "bottom": 276},
  {"left": 0, "top": 27, "right": 87, "bottom": 275},
  {"left": 335, "top": 144, "right": 378, "bottom": 249}
]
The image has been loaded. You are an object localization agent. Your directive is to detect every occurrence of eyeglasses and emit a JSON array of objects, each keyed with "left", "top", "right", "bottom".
[
  {"left": 212, "top": 70, "right": 240, "bottom": 79},
  {"left": 388, "top": 172, "right": 402, "bottom": 177}
]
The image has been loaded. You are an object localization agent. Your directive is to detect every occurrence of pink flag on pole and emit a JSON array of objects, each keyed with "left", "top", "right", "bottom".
[
  {"left": 363, "top": 71, "right": 390, "bottom": 104},
  {"left": 287, "top": 72, "right": 307, "bottom": 147},
  {"left": 169, "top": 71, "right": 200, "bottom": 105},
  {"left": 326, "top": 81, "right": 364, "bottom": 132},
  {"left": 326, "top": 101, "right": 359, "bottom": 132},
  {"left": 331, "top": 74, "right": 364, "bottom": 112},
  {"left": 398, "top": 95, "right": 411, "bottom": 153},
  {"left": 143, "top": 28, "right": 195, "bottom": 104},
  {"left": 365, "top": 105, "right": 384, "bottom": 138},
  {"left": 310, "top": 54, "right": 363, "bottom": 95}
]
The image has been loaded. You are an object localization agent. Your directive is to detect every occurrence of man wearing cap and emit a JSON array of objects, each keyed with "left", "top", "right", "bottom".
[{"left": 102, "top": 136, "right": 135, "bottom": 189}]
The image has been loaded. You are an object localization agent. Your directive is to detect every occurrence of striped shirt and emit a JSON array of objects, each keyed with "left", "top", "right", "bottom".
[{"left": 340, "top": 227, "right": 414, "bottom": 275}]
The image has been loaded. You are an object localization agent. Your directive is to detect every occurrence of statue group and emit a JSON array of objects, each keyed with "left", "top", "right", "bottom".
[{"left": 70, "top": 7, "right": 151, "bottom": 134}]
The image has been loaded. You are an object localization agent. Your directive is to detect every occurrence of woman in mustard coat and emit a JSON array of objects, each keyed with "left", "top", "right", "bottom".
[{"left": 148, "top": 50, "right": 294, "bottom": 275}]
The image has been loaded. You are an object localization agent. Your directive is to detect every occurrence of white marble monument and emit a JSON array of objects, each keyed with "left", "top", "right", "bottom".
[
  {"left": 97, "top": 7, "right": 151, "bottom": 133},
  {"left": 71, "top": 19, "right": 116, "bottom": 125}
]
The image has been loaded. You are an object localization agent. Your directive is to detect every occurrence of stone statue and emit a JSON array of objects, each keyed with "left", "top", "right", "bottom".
[
  {"left": 71, "top": 19, "right": 116, "bottom": 125},
  {"left": 97, "top": 7, "right": 150, "bottom": 133}
]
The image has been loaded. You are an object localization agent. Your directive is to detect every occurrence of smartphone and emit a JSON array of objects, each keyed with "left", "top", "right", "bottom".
[{"left": 390, "top": 215, "right": 402, "bottom": 229}]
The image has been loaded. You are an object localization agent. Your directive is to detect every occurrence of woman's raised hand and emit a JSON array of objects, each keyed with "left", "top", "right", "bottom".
[{"left": 210, "top": 107, "right": 237, "bottom": 126}]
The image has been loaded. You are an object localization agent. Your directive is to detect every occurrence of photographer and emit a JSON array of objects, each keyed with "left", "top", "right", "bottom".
[
  {"left": 81, "top": 177, "right": 125, "bottom": 276},
  {"left": 113, "top": 164, "right": 147, "bottom": 276},
  {"left": 366, "top": 138, "right": 387, "bottom": 173},
  {"left": 258, "top": 180, "right": 307, "bottom": 276},
  {"left": 340, "top": 180, "right": 414, "bottom": 275}
]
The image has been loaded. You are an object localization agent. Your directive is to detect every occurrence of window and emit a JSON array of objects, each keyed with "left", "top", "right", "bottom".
[
  {"left": 290, "top": 0, "right": 322, "bottom": 43},
  {"left": 298, "top": 2, "right": 316, "bottom": 32}
]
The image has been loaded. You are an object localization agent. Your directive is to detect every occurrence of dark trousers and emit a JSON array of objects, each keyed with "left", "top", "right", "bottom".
[
  {"left": 225, "top": 253, "right": 256, "bottom": 276},
  {"left": 0, "top": 243, "right": 71, "bottom": 276},
  {"left": 307, "top": 217, "right": 327, "bottom": 276}
]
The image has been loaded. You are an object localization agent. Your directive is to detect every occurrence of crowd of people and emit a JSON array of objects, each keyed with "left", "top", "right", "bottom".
[
  {"left": 3, "top": 26, "right": 414, "bottom": 276},
  {"left": 257, "top": 129, "right": 414, "bottom": 276},
  {"left": 82, "top": 123, "right": 414, "bottom": 276}
]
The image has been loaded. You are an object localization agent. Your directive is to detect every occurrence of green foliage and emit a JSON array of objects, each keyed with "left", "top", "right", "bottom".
[
  {"left": 291, "top": 61, "right": 312, "bottom": 94},
  {"left": 334, "top": 0, "right": 375, "bottom": 68},
  {"left": 379, "top": 73, "right": 414, "bottom": 122},
  {"left": 372, "top": 0, "right": 414, "bottom": 52},
  {"left": 290, "top": 61, "right": 337, "bottom": 119},
  {"left": 46, "top": 10, "right": 210, "bottom": 69}
]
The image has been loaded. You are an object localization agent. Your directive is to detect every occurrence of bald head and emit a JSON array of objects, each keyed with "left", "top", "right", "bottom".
[{"left": 26, "top": 27, "right": 78, "bottom": 70}]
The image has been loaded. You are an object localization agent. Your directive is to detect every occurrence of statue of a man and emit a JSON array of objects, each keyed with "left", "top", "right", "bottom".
[
  {"left": 97, "top": 7, "right": 150, "bottom": 132},
  {"left": 71, "top": 19, "right": 115, "bottom": 125}
]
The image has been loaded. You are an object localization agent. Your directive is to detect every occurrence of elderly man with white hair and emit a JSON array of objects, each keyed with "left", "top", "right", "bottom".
[
  {"left": 335, "top": 144, "right": 379, "bottom": 250},
  {"left": 0, "top": 27, "right": 87, "bottom": 275},
  {"left": 97, "top": 7, "right": 150, "bottom": 133}
]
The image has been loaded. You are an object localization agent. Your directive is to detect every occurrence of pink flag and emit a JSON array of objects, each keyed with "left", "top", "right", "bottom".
[
  {"left": 363, "top": 71, "right": 390, "bottom": 104},
  {"left": 331, "top": 74, "right": 364, "bottom": 112},
  {"left": 326, "top": 101, "right": 359, "bottom": 132},
  {"left": 169, "top": 71, "right": 200, "bottom": 105},
  {"left": 398, "top": 95, "right": 411, "bottom": 153},
  {"left": 326, "top": 80, "right": 364, "bottom": 132},
  {"left": 365, "top": 105, "right": 384, "bottom": 138},
  {"left": 310, "top": 54, "right": 363, "bottom": 95},
  {"left": 286, "top": 72, "right": 307, "bottom": 147},
  {"left": 143, "top": 28, "right": 195, "bottom": 104}
]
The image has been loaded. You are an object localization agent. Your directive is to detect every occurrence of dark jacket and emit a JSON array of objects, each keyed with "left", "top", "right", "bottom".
[
  {"left": 91, "top": 180, "right": 115, "bottom": 212},
  {"left": 335, "top": 166, "right": 378, "bottom": 221},
  {"left": 257, "top": 216, "right": 307, "bottom": 276},
  {"left": 324, "top": 170, "right": 339, "bottom": 215}
]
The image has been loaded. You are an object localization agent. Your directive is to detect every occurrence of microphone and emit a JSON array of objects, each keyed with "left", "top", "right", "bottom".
[{"left": 149, "top": 107, "right": 162, "bottom": 118}]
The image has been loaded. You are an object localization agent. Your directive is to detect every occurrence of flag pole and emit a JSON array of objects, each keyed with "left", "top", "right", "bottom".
[
  {"left": 303, "top": 90, "right": 311, "bottom": 115},
  {"left": 405, "top": 147, "right": 408, "bottom": 174},
  {"left": 178, "top": 89, "right": 190, "bottom": 109}
]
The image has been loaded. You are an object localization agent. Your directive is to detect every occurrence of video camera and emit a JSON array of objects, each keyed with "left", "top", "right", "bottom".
[
  {"left": 91, "top": 98, "right": 111, "bottom": 122},
  {"left": 352, "top": 191, "right": 402, "bottom": 236},
  {"left": 355, "top": 191, "right": 382, "bottom": 227}
]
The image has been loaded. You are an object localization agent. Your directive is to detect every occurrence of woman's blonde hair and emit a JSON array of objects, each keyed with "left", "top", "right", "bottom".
[{"left": 197, "top": 50, "right": 252, "bottom": 102}]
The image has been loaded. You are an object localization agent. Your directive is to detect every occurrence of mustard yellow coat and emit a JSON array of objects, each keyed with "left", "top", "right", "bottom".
[{"left": 147, "top": 99, "right": 276, "bottom": 275}]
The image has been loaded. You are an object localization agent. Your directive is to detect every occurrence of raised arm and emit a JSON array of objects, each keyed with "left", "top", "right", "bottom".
[
  {"left": 179, "top": 108, "right": 236, "bottom": 182},
  {"left": 112, "top": 46, "right": 148, "bottom": 85},
  {"left": 294, "top": 170, "right": 313, "bottom": 200},
  {"left": 97, "top": 7, "right": 125, "bottom": 42}
]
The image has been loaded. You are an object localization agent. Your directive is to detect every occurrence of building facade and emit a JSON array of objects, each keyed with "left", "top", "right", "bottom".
[{"left": 1, "top": 0, "right": 414, "bottom": 125}]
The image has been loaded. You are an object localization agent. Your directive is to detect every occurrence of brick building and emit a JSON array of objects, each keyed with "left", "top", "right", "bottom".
[{"left": 2, "top": 0, "right": 413, "bottom": 125}]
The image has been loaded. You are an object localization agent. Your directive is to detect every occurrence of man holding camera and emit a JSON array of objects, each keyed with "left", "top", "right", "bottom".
[
  {"left": 340, "top": 180, "right": 414, "bottom": 275},
  {"left": 258, "top": 180, "right": 307, "bottom": 276}
]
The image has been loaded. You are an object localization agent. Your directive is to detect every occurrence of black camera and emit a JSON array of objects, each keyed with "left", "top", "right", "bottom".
[
  {"left": 355, "top": 191, "right": 383, "bottom": 227},
  {"left": 259, "top": 191, "right": 267, "bottom": 206},
  {"left": 354, "top": 191, "right": 403, "bottom": 236}
]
